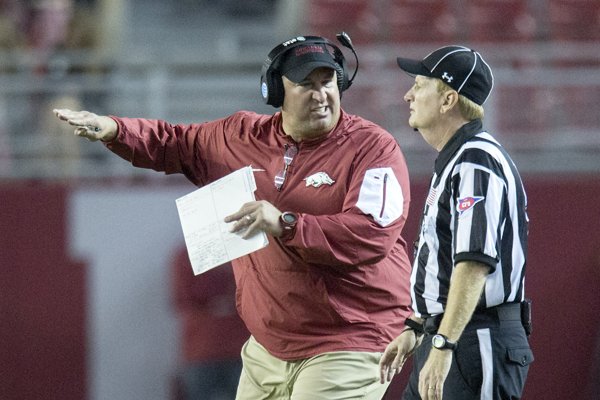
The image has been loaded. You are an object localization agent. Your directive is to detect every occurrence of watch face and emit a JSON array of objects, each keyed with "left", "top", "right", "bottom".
[
  {"left": 282, "top": 212, "right": 297, "bottom": 224},
  {"left": 432, "top": 334, "right": 456, "bottom": 350},
  {"left": 432, "top": 335, "right": 445, "bottom": 349}
]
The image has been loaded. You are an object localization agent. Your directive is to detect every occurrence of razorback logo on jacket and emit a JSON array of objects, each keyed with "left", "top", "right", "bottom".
[{"left": 304, "top": 172, "right": 335, "bottom": 188}]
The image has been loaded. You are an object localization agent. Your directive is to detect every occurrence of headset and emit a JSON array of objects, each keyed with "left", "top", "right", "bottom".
[{"left": 260, "top": 32, "right": 359, "bottom": 107}]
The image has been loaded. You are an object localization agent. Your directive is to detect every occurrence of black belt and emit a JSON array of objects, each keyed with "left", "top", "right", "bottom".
[{"left": 423, "top": 302, "right": 522, "bottom": 334}]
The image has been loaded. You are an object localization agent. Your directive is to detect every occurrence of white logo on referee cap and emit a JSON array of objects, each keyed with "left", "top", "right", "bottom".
[{"left": 442, "top": 72, "right": 454, "bottom": 83}]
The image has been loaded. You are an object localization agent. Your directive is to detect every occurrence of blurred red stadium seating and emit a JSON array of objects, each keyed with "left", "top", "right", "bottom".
[
  {"left": 496, "top": 85, "right": 552, "bottom": 137},
  {"left": 306, "top": 0, "right": 381, "bottom": 44},
  {"left": 384, "top": 0, "right": 458, "bottom": 43},
  {"left": 464, "top": 0, "right": 538, "bottom": 43},
  {"left": 306, "top": 0, "right": 600, "bottom": 45},
  {"left": 548, "top": 0, "right": 600, "bottom": 41},
  {"left": 496, "top": 83, "right": 600, "bottom": 149}
]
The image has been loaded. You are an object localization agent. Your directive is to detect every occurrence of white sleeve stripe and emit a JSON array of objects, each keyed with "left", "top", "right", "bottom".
[{"left": 356, "top": 167, "right": 403, "bottom": 227}]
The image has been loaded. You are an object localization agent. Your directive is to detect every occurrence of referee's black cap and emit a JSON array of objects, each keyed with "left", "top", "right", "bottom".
[{"left": 397, "top": 45, "right": 494, "bottom": 106}]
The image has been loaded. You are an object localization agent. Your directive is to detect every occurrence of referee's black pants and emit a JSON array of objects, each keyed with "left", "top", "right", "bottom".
[{"left": 402, "top": 304, "right": 534, "bottom": 400}]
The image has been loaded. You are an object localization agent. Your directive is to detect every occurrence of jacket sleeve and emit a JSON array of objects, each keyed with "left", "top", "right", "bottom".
[
  {"left": 284, "top": 133, "right": 411, "bottom": 267},
  {"left": 104, "top": 116, "right": 228, "bottom": 186}
]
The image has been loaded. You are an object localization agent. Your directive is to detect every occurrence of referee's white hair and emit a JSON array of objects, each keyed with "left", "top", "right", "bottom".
[{"left": 436, "top": 79, "right": 485, "bottom": 120}]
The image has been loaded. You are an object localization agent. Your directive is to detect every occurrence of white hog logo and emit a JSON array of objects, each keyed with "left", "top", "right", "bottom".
[{"left": 304, "top": 172, "right": 335, "bottom": 188}]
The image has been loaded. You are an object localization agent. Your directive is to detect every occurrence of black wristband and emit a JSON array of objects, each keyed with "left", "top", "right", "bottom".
[{"left": 404, "top": 318, "right": 424, "bottom": 336}]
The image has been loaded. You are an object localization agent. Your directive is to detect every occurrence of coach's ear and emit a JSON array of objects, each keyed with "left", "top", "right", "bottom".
[{"left": 440, "top": 90, "right": 459, "bottom": 114}]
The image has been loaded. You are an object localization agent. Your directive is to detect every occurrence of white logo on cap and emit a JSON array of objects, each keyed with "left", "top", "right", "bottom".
[
  {"left": 261, "top": 82, "right": 268, "bottom": 99},
  {"left": 282, "top": 36, "right": 306, "bottom": 47},
  {"left": 442, "top": 72, "right": 454, "bottom": 83}
]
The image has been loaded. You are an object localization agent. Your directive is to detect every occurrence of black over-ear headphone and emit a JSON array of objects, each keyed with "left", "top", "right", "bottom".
[{"left": 260, "top": 32, "right": 359, "bottom": 108}]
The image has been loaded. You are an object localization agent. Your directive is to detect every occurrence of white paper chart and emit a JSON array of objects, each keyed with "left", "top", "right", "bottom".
[{"left": 175, "top": 166, "right": 268, "bottom": 275}]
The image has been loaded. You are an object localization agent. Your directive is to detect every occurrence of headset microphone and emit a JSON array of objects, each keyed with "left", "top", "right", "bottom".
[{"left": 335, "top": 31, "right": 359, "bottom": 89}]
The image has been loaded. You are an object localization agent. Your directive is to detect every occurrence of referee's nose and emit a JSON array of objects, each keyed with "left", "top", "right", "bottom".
[{"left": 404, "top": 86, "right": 414, "bottom": 103}]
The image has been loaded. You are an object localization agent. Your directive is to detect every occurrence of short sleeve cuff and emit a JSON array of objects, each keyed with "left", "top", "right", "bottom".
[{"left": 454, "top": 252, "right": 498, "bottom": 272}]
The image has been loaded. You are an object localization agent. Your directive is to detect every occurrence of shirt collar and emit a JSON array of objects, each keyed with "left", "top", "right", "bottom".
[{"left": 434, "top": 119, "right": 483, "bottom": 175}]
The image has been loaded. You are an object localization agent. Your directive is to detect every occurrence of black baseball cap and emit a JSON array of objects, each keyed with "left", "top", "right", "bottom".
[
  {"left": 280, "top": 43, "right": 338, "bottom": 83},
  {"left": 396, "top": 45, "right": 494, "bottom": 105}
]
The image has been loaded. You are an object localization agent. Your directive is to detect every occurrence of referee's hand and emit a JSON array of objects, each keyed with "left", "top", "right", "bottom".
[{"left": 53, "top": 109, "right": 118, "bottom": 142}]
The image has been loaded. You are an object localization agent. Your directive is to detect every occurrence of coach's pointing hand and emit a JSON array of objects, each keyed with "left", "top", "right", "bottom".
[{"left": 53, "top": 109, "right": 118, "bottom": 142}]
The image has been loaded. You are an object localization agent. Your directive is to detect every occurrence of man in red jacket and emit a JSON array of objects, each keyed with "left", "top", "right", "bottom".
[{"left": 54, "top": 34, "right": 413, "bottom": 399}]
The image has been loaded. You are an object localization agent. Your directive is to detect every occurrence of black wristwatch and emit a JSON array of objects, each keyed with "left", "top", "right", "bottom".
[
  {"left": 279, "top": 212, "right": 298, "bottom": 239},
  {"left": 431, "top": 334, "right": 457, "bottom": 351}
]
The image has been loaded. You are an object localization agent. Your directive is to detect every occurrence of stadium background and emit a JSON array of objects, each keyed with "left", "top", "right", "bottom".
[{"left": 1, "top": 0, "right": 599, "bottom": 399}]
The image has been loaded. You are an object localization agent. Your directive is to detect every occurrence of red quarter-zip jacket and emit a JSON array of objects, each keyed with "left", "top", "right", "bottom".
[{"left": 106, "top": 109, "right": 412, "bottom": 360}]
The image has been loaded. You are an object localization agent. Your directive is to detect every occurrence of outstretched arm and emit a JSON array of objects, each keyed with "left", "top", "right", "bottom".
[{"left": 53, "top": 108, "right": 118, "bottom": 142}]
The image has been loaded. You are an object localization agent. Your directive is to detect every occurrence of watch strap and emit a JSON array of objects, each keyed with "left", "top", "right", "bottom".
[{"left": 404, "top": 318, "right": 424, "bottom": 336}]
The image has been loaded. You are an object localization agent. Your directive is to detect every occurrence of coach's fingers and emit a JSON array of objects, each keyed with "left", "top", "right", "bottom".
[
  {"left": 54, "top": 109, "right": 95, "bottom": 126},
  {"left": 54, "top": 109, "right": 118, "bottom": 142},
  {"left": 225, "top": 200, "right": 284, "bottom": 238},
  {"left": 228, "top": 212, "right": 257, "bottom": 234},
  {"left": 379, "top": 342, "right": 399, "bottom": 383},
  {"left": 74, "top": 126, "right": 102, "bottom": 142}
]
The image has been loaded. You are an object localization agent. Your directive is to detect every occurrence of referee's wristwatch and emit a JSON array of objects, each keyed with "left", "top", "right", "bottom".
[
  {"left": 431, "top": 334, "right": 457, "bottom": 351},
  {"left": 279, "top": 211, "right": 298, "bottom": 240}
]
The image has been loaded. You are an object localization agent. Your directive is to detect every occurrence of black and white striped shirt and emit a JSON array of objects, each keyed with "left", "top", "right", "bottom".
[{"left": 411, "top": 119, "right": 528, "bottom": 318}]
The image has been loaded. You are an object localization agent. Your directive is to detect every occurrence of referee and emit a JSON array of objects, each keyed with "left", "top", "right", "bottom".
[{"left": 379, "top": 46, "right": 533, "bottom": 400}]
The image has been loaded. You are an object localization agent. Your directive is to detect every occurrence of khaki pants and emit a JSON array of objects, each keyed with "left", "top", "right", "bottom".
[{"left": 235, "top": 336, "right": 391, "bottom": 400}]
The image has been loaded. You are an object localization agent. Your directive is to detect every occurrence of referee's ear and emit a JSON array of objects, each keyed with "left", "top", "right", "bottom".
[{"left": 440, "top": 90, "right": 459, "bottom": 114}]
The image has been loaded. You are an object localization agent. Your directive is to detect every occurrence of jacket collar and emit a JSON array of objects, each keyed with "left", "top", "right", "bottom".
[{"left": 434, "top": 119, "right": 483, "bottom": 175}]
